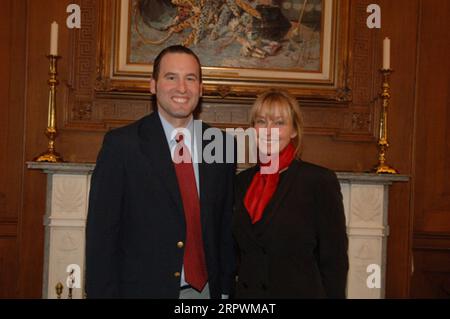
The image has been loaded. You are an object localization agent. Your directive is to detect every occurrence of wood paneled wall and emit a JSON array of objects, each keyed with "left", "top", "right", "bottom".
[
  {"left": 379, "top": 0, "right": 419, "bottom": 297},
  {"left": 0, "top": 0, "right": 26, "bottom": 298},
  {"left": 0, "top": 0, "right": 448, "bottom": 298},
  {"left": 409, "top": 0, "right": 450, "bottom": 298}
]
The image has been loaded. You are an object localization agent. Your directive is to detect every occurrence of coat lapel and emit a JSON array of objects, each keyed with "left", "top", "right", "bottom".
[
  {"left": 240, "top": 160, "right": 302, "bottom": 241},
  {"left": 236, "top": 165, "right": 263, "bottom": 245},
  {"left": 138, "top": 112, "right": 184, "bottom": 220},
  {"left": 198, "top": 122, "right": 216, "bottom": 228},
  {"left": 257, "top": 160, "right": 301, "bottom": 233}
]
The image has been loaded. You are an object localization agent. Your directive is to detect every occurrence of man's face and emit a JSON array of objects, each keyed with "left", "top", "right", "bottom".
[{"left": 150, "top": 53, "right": 202, "bottom": 125}]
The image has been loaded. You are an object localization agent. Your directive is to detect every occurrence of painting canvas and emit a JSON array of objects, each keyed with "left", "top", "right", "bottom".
[
  {"left": 131, "top": 0, "right": 324, "bottom": 69},
  {"left": 104, "top": 0, "right": 348, "bottom": 98}
]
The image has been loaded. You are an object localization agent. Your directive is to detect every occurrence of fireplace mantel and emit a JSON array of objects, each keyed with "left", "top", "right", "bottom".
[{"left": 28, "top": 162, "right": 409, "bottom": 299}]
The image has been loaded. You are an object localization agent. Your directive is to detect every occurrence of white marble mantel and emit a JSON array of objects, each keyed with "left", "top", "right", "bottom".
[{"left": 28, "top": 162, "right": 409, "bottom": 299}]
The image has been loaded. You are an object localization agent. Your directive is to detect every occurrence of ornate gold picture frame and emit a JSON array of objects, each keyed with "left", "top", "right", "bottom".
[{"left": 96, "top": 0, "right": 351, "bottom": 101}]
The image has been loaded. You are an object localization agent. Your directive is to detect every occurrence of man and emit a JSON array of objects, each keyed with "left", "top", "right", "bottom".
[{"left": 85, "top": 45, "right": 236, "bottom": 298}]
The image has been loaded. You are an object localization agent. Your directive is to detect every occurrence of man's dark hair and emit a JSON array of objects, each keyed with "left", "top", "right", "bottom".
[{"left": 152, "top": 45, "right": 202, "bottom": 82}]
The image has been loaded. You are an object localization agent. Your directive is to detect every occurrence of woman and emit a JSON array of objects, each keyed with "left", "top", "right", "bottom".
[{"left": 233, "top": 89, "right": 348, "bottom": 298}]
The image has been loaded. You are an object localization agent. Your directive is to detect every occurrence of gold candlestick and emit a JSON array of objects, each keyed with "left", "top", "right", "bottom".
[
  {"left": 55, "top": 282, "right": 63, "bottom": 299},
  {"left": 373, "top": 69, "right": 397, "bottom": 174},
  {"left": 34, "top": 55, "right": 64, "bottom": 163}
]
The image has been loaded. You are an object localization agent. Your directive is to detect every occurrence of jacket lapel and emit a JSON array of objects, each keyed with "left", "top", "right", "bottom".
[
  {"left": 240, "top": 160, "right": 301, "bottom": 241},
  {"left": 257, "top": 160, "right": 301, "bottom": 233},
  {"left": 138, "top": 112, "right": 184, "bottom": 220},
  {"left": 198, "top": 122, "right": 216, "bottom": 228},
  {"left": 237, "top": 166, "right": 263, "bottom": 245}
]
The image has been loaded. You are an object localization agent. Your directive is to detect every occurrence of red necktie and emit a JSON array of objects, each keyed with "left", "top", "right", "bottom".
[{"left": 173, "top": 134, "right": 208, "bottom": 291}]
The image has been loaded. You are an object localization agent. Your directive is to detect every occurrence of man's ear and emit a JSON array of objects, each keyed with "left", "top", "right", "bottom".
[
  {"left": 199, "top": 82, "right": 203, "bottom": 97},
  {"left": 150, "top": 79, "right": 156, "bottom": 94}
]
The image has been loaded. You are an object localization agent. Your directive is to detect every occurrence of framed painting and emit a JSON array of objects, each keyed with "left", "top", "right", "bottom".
[{"left": 96, "top": 0, "right": 351, "bottom": 100}]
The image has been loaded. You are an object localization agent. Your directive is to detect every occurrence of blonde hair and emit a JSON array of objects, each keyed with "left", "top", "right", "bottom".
[{"left": 250, "top": 89, "right": 304, "bottom": 158}]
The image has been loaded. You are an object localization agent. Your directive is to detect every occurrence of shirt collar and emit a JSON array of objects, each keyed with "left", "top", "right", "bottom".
[{"left": 158, "top": 111, "right": 194, "bottom": 146}]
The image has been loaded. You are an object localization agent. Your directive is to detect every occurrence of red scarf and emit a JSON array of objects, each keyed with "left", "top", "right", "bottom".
[{"left": 244, "top": 143, "right": 296, "bottom": 224}]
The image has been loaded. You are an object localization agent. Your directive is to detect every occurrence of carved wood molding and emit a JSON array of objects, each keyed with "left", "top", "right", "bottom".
[
  {"left": 0, "top": 193, "right": 5, "bottom": 215},
  {"left": 413, "top": 232, "right": 450, "bottom": 251},
  {"left": 0, "top": 218, "right": 18, "bottom": 238},
  {"left": 66, "top": 0, "right": 98, "bottom": 125}
]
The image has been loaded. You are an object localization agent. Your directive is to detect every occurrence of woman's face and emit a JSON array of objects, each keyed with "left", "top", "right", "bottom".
[{"left": 253, "top": 104, "right": 297, "bottom": 155}]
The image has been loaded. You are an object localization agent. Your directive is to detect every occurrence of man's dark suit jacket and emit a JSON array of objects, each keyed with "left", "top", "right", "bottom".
[
  {"left": 85, "top": 112, "right": 236, "bottom": 298},
  {"left": 233, "top": 160, "right": 349, "bottom": 298}
]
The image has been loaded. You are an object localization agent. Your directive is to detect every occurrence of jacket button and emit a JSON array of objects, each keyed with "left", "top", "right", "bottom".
[
  {"left": 261, "top": 283, "right": 268, "bottom": 290},
  {"left": 177, "top": 241, "right": 184, "bottom": 249},
  {"left": 174, "top": 272, "right": 181, "bottom": 278}
]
